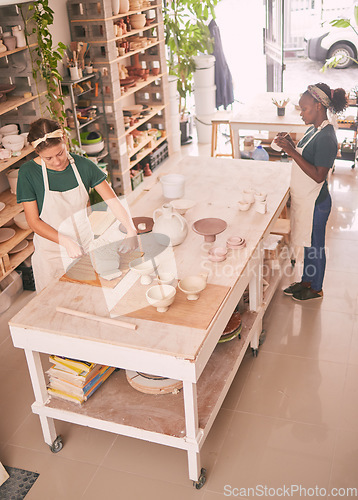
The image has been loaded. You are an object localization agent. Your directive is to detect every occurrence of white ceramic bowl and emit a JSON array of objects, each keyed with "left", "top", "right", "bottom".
[
  {"left": 146, "top": 284, "right": 176, "bottom": 312},
  {"left": 156, "top": 272, "right": 176, "bottom": 286},
  {"left": 238, "top": 200, "right": 251, "bottom": 211},
  {"left": 169, "top": 198, "right": 195, "bottom": 215},
  {"left": 0, "top": 124, "right": 18, "bottom": 136},
  {"left": 2, "top": 134, "right": 24, "bottom": 152},
  {"left": 131, "top": 20, "right": 146, "bottom": 29},
  {"left": 178, "top": 274, "right": 207, "bottom": 300},
  {"left": 81, "top": 140, "right": 104, "bottom": 155},
  {"left": 14, "top": 211, "right": 30, "bottom": 230},
  {"left": 129, "top": 257, "right": 157, "bottom": 285},
  {"left": 254, "top": 192, "right": 267, "bottom": 202},
  {"left": 20, "top": 132, "right": 29, "bottom": 146},
  {"left": 208, "top": 246, "right": 227, "bottom": 262}
]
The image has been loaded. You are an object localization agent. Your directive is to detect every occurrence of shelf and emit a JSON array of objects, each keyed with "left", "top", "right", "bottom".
[
  {"left": 0, "top": 240, "right": 34, "bottom": 280},
  {"left": 0, "top": 43, "right": 37, "bottom": 60},
  {"left": 90, "top": 22, "right": 160, "bottom": 44},
  {"left": 119, "top": 104, "right": 165, "bottom": 139},
  {"left": 0, "top": 190, "right": 24, "bottom": 227},
  {"left": 128, "top": 134, "right": 152, "bottom": 158},
  {"left": 70, "top": 3, "right": 162, "bottom": 23},
  {"left": 0, "top": 145, "right": 34, "bottom": 173},
  {"left": 0, "top": 93, "right": 43, "bottom": 117},
  {"left": 77, "top": 113, "right": 103, "bottom": 130},
  {"left": 129, "top": 135, "right": 166, "bottom": 169},
  {"left": 120, "top": 73, "right": 164, "bottom": 101},
  {"left": 62, "top": 74, "right": 95, "bottom": 85},
  {"left": 92, "top": 38, "right": 163, "bottom": 66},
  {"left": 0, "top": 224, "right": 32, "bottom": 257}
]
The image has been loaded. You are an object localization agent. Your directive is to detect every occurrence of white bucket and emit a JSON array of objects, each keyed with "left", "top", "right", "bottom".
[
  {"left": 160, "top": 174, "right": 185, "bottom": 199},
  {"left": 168, "top": 75, "right": 178, "bottom": 100},
  {"left": 194, "top": 85, "right": 216, "bottom": 115},
  {"left": 195, "top": 114, "right": 215, "bottom": 144},
  {"left": 171, "top": 131, "right": 182, "bottom": 152},
  {"left": 6, "top": 169, "right": 19, "bottom": 195},
  {"left": 170, "top": 112, "right": 180, "bottom": 134},
  {"left": 169, "top": 94, "right": 180, "bottom": 116},
  {"left": 193, "top": 55, "right": 215, "bottom": 88}
]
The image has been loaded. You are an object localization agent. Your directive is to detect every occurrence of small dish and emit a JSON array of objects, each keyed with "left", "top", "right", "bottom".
[
  {"left": 242, "top": 189, "right": 255, "bottom": 204},
  {"left": 169, "top": 198, "right": 196, "bottom": 215},
  {"left": 208, "top": 246, "right": 227, "bottom": 262},
  {"left": 156, "top": 272, "right": 176, "bottom": 286},
  {"left": 254, "top": 192, "right": 267, "bottom": 202},
  {"left": 226, "top": 236, "right": 246, "bottom": 249},
  {"left": 192, "top": 218, "right": 227, "bottom": 243},
  {"left": 146, "top": 284, "right": 176, "bottom": 313},
  {"left": 0, "top": 227, "right": 15, "bottom": 243},
  {"left": 9, "top": 239, "right": 29, "bottom": 254},
  {"left": 238, "top": 200, "right": 251, "bottom": 211}
]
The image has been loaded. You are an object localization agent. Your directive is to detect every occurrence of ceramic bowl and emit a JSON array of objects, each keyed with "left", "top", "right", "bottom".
[
  {"left": 208, "top": 246, "right": 227, "bottom": 262},
  {"left": 178, "top": 274, "right": 207, "bottom": 301},
  {"left": 81, "top": 140, "right": 104, "bottom": 155},
  {"left": 129, "top": 257, "right": 157, "bottom": 285},
  {"left": 156, "top": 272, "right": 176, "bottom": 286},
  {"left": 242, "top": 189, "right": 255, "bottom": 204},
  {"left": 270, "top": 137, "right": 282, "bottom": 152},
  {"left": 0, "top": 124, "right": 18, "bottom": 136},
  {"left": 238, "top": 200, "right": 251, "bottom": 211},
  {"left": 254, "top": 192, "right": 267, "bottom": 202},
  {"left": 131, "top": 19, "right": 146, "bottom": 29},
  {"left": 226, "top": 236, "right": 246, "bottom": 249},
  {"left": 146, "top": 284, "right": 176, "bottom": 312},
  {"left": 2, "top": 134, "right": 24, "bottom": 152},
  {"left": 14, "top": 212, "right": 30, "bottom": 230},
  {"left": 169, "top": 198, "right": 195, "bottom": 215}
]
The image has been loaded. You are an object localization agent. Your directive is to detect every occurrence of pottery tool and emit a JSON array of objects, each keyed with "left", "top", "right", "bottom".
[
  {"left": 56, "top": 306, "right": 137, "bottom": 330},
  {"left": 272, "top": 97, "right": 290, "bottom": 108}
]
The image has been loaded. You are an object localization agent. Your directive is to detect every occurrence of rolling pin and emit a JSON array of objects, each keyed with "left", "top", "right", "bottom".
[{"left": 56, "top": 306, "right": 137, "bottom": 330}]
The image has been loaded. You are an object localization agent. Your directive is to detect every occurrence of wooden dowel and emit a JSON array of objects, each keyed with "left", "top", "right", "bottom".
[{"left": 56, "top": 307, "right": 137, "bottom": 330}]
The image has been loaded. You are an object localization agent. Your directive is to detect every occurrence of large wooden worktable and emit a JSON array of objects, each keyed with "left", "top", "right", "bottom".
[{"left": 9, "top": 157, "right": 291, "bottom": 486}]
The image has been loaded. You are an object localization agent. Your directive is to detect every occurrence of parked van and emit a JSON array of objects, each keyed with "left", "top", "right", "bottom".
[{"left": 305, "top": 9, "right": 358, "bottom": 68}]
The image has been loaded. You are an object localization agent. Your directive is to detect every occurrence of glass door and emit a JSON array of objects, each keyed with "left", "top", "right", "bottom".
[{"left": 264, "top": 0, "right": 285, "bottom": 92}]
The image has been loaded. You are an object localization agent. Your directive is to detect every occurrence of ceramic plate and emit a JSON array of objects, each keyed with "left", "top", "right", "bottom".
[
  {"left": 0, "top": 202, "right": 5, "bottom": 212},
  {"left": 9, "top": 239, "right": 29, "bottom": 254},
  {"left": 0, "top": 227, "right": 16, "bottom": 243}
]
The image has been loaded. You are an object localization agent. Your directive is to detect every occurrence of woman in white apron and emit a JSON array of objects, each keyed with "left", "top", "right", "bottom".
[
  {"left": 17, "top": 119, "right": 137, "bottom": 292},
  {"left": 274, "top": 83, "right": 347, "bottom": 301}
]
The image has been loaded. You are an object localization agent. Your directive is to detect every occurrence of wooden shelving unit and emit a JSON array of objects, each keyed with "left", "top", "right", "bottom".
[
  {"left": 67, "top": 0, "right": 171, "bottom": 196},
  {"left": 0, "top": 145, "right": 34, "bottom": 173}
]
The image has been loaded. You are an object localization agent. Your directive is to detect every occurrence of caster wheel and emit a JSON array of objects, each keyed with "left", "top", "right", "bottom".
[
  {"left": 352, "top": 164, "right": 355, "bottom": 169},
  {"left": 291, "top": 259, "right": 296, "bottom": 267},
  {"left": 252, "top": 348, "right": 258, "bottom": 358},
  {"left": 193, "top": 468, "right": 207, "bottom": 489},
  {"left": 50, "top": 435, "right": 63, "bottom": 453}
]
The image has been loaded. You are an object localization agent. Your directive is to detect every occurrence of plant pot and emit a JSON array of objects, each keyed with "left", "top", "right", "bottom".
[{"left": 277, "top": 107, "right": 285, "bottom": 116}]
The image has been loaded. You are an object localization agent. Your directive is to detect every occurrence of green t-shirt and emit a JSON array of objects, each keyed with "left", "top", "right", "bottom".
[
  {"left": 298, "top": 124, "right": 337, "bottom": 204},
  {"left": 17, "top": 153, "right": 107, "bottom": 214}
]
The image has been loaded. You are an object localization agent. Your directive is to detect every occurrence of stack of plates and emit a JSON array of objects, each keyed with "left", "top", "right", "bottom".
[{"left": 218, "top": 312, "right": 242, "bottom": 343}]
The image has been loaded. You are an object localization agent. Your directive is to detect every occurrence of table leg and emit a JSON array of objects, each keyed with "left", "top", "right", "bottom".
[
  {"left": 231, "top": 125, "right": 241, "bottom": 158},
  {"left": 183, "top": 381, "right": 201, "bottom": 482},
  {"left": 249, "top": 243, "right": 263, "bottom": 355},
  {"left": 24, "top": 349, "right": 57, "bottom": 446}
]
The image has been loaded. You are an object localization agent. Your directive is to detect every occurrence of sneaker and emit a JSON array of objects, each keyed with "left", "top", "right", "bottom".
[
  {"left": 283, "top": 282, "right": 309, "bottom": 296},
  {"left": 292, "top": 288, "right": 323, "bottom": 301}
]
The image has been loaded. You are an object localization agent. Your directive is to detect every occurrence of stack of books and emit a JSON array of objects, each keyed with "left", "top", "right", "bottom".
[{"left": 47, "top": 355, "right": 115, "bottom": 405}]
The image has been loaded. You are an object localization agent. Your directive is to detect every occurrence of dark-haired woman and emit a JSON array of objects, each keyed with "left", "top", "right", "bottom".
[
  {"left": 17, "top": 119, "right": 137, "bottom": 292},
  {"left": 274, "top": 83, "right": 347, "bottom": 301}
]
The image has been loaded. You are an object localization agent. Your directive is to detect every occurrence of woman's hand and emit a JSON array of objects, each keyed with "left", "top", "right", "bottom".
[
  {"left": 274, "top": 133, "right": 296, "bottom": 156},
  {"left": 59, "top": 234, "right": 84, "bottom": 259},
  {"left": 119, "top": 228, "right": 139, "bottom": 254}
]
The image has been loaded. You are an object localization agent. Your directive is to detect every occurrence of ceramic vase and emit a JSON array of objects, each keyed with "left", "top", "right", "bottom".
[
  {"left": 112, "top": 0, "right": 120, "bottom": 15},
  {"left": 3, "top": 36, "right": 16, "bottom": 51},
  {"left": 0, "top": 41, "right": 7, "bottom": 53},
  {"left": 152, "top": 203, "right": 188, "bottom": 247},
  {"left": 119, "top": 0, "right": 130, "bottom": 13},
  {"left": 11, "top": 26, "right": 26, "bottom": 48}
]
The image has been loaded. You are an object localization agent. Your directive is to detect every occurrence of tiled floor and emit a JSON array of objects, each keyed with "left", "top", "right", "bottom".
[{"left": 1, "top": 151, "right": 358, "bottom": 499}]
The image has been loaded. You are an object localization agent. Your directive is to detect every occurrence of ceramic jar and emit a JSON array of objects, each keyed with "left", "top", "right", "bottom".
[
  {"left": 152, "top": 203, "right": 188, "bottom": 247},
  {"left": 3, "top": 36, "right": 16, "bottom": 51},
  {"left": 11, "top": 26, "right": 26, "bottom": 48},
  {"left": 0, "top": 40, "right": 7, "bottom": 53},
  {"left": 119, "top": 0, "right": 130, "bottom": 13},
  {"left": 112, "top": 0, "right": 120, "bottom": 15}
]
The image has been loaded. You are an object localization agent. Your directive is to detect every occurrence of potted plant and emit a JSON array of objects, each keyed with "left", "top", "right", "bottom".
[{"left": 164, "top": 0, "right": 219, "bottom": 143}]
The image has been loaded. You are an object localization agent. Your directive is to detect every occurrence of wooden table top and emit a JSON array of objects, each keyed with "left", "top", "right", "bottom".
[
  {"left": 230, "top": 92, "right": 307, "bottom": 130},
  {"left": 9, "top": 157, "right": 291, "bottom": 360}
]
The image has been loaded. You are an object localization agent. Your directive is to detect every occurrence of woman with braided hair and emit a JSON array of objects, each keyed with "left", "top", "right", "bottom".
[{"left": 274, "top": 82, "right": 347, "bottom": 301}]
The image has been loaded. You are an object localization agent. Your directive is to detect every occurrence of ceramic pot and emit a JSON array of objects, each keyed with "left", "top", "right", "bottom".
[
  {"left": 12, "top": 26, "right": 26, "bottom": 48},
  {"left": 119, "top": 0, "right": 130, "bottom": 13},
  {"left": 3, "top": 36, "right": 16, "bottom": 51},
  {"left": 152, "top": 203, "right": 188, "bottom": 247},
  {"left": 112, "top": 0, "right": 120, "bottom": 15},
  {"left": 178, "top": 274, "right": 208, "bottom": 301},
  {"left": 146, "top": 284, "right": 176, "bottom": 313},
  {"left": 0, "top": 41, "right": 7, "bottom": 53}
]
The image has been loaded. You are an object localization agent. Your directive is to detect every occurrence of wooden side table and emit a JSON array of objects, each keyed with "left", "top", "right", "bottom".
[{"left": 211, "top": 112, "right": 234, "bottom": 158}]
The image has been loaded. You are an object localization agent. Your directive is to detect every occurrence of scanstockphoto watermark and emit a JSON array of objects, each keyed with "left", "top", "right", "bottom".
[{"left": 224, "top": 484, "right": 358, "bottom": 497}]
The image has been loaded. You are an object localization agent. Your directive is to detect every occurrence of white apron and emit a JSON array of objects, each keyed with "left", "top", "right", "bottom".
[
  {"left": 32, "top": 154, "right": 94, "bottom": 292},
  {"left": 290, "top": 121, "right": 330, "bottom": 247}
]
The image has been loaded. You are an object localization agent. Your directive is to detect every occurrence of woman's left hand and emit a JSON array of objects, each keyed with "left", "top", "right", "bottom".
[{"left": 119, "top": 228, "right": 138, "bottom": 253}]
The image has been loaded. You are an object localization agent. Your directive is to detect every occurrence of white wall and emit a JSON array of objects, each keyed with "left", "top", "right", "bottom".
[{"left": 48, "top": 0, "right": 71, "bottom": 58}]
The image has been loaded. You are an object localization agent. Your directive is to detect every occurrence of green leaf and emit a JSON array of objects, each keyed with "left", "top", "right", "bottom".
[{"left": 329, "top": 18, "right": 351, "bottom": 28}]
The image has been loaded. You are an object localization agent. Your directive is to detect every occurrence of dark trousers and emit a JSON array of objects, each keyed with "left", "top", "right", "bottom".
[{"left": 301, "top": 194, "right": 332, "bottom": 291}]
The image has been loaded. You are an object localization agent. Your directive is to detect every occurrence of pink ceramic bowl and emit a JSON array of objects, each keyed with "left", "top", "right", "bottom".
[
  {"left": 226, "top": 236, "right": 246, "bottom": 249},
  {"left": 208, "top": 246, "right": 227, "bottom": 262}
]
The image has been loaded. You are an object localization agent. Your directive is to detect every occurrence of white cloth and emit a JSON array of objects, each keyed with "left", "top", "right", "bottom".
[
  {"left": 290, "top": 121, "right": 330, "bottom": 247},
  {"left": 32, "top": 154, "right": 94, "bottom": 292}
]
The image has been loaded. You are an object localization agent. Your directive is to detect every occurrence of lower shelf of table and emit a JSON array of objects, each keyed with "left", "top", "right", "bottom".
[{"left": 35, "top": 309, "right": 259, "bottom": 445}]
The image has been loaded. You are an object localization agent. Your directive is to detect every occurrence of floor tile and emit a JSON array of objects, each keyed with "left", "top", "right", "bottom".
[
  {"left": 1, "top": 444, "right": 98, "bottom": 500},
  {"left": 337, "top": 364, "right": 358, "bottom": 431},
  {"left": 348, "top": 319, "right": 358, "bottom": 366},
  {"left": 221, "top": 348, "right": 254, "bottom": 410},
  {"left": 237, "top": 352, "right": 346, "bottom": 427},
  {"left": 329, "top": 427, "right": 358, "bottom": 491},
  {"left": 81, "top": 466, "right": 206, "bottom": 500},
  {"left": 101, "top": 407, "right": 234, "bottom": 487},
  {"left": 262, "top": 303, "right": 354, "bottom": 363},
  {"left": 205, "top": 412, "right": 335, "bottom": 493}
]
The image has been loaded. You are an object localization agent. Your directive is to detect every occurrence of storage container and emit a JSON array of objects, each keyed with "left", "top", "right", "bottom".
[
  {"left": 194, "top": 114, "right": 214, "bottom": 144},
  {"left": 193, "top": 55, "right": 215, "bottom": 88},
  {"left": 0, "top": 271, "right": 23, "bottom": 314},
  {"left": 193, "top": 85, "right": 216, "bottom": 115}
]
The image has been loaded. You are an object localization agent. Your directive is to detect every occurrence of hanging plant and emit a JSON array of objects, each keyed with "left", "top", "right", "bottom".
[{"left": 19, "top": 1, "right": 67, "bottom": 126}]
